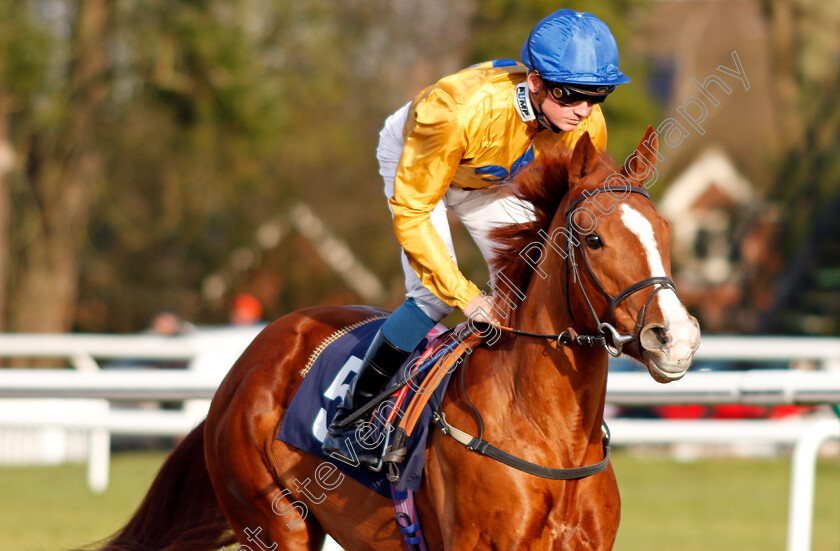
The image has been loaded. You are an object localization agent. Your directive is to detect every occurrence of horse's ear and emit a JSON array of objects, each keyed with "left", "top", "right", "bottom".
[
  {"left": 569, "top": 132, "right": 599, "bottom": 187},
  {"left": 623, "top": 125, "right": 660, "bottom": 185}
]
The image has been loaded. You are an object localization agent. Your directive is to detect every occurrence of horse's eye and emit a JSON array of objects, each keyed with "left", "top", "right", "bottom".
[{"left": 585, "top": 234, "right": 603, "bottom": 249}]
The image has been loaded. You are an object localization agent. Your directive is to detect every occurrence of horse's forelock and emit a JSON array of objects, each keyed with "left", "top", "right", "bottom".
[{"left": 490, "top": 144, "right": 615, "bottom": 317}]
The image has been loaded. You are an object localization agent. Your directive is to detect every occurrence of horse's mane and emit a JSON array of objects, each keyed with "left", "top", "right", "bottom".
[{"left": 489, "top": 143, "right": 617, "bottom": 318}]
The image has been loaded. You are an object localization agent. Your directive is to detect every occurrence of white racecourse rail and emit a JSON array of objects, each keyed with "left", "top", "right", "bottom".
[{"left": 0, "top": 330, "right": 838, "bottom": 551}]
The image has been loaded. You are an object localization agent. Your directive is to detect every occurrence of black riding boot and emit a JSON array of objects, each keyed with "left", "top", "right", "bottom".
[{"left": 321, "top": 330, "right": 411, "bottom": 466}]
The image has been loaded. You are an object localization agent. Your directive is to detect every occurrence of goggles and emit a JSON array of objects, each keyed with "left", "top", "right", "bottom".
[{"left": 543, "top": 81, "right": 615, "bottom": 105}]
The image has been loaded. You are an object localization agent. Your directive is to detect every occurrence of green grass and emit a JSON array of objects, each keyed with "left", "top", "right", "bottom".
[
  {"left": 0, "top": 450, "right": 169, "bottom": 551},
  {"left": 613, "top": 451, "right": 840, "bottom": 551},
  {"left": 0, "top": 449, "right": 837, "bottom": 550}
]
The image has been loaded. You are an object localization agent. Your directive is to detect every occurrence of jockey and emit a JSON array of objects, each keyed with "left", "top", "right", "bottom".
[{"left": 323, "top": 9, "right": 630, "bottom": 463}]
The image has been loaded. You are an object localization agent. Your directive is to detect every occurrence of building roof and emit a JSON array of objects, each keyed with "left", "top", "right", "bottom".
[{"left": 659, "top": 146, "right": 754, "bottom": 221}]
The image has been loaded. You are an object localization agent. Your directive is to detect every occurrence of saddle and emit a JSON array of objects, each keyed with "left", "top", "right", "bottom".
[{"left": 275, "top": 316, "right": 479, "bottom": 497}]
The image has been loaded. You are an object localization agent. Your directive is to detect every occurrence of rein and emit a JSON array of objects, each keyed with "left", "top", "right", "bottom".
[{"left": 493, "top": 323, "right": 606, "bottom": 348}]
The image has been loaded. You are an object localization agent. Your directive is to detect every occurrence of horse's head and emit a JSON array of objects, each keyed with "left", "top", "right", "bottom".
[
  {"left": 492, "top": 126, "right": 700, "bottom": 383},
  {"left": 559, "top": 127, "right": 700, "bottom": 382}
]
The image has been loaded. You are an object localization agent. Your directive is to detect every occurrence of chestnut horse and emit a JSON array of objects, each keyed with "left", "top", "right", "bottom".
[{"left": 96, "top": 127, "right": 699, "bottom": 551}]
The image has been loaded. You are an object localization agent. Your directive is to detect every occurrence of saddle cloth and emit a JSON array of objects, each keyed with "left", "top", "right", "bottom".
[{"left": 275, "top": 316, "right": 462, "bottom": 498}]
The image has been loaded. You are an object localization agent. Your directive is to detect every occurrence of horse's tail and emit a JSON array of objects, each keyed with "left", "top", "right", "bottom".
[{"left": 93, "top": 420, "right": 235, "bottom": 551}]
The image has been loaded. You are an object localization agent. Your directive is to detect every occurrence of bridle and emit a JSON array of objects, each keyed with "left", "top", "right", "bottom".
[
  {"left": 565, "top": 185, "right": 676, "bottom": 355},
  {"left": 496, "top": 184, "right": 676, "bottom": 357},
  {"left": 431, "top": 185, "right": 678, "bottom": 481}
]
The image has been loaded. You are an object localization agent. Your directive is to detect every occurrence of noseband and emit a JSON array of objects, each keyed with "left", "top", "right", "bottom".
[{"left": 564, "top": 185, "right": 676, "bottom": 355}]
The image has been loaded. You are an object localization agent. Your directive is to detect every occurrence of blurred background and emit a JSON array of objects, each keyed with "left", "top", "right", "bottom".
[
  {"left": 1, "top": 2, "right": 840, "bottom": 550},
  {"left": 1, "top": 0, "right": 838, "bottom": 337}
]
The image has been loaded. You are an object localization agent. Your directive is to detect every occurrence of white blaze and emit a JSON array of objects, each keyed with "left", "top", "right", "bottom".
[{"left": 619, "top": 204, "right": 695, "bottom": 355}]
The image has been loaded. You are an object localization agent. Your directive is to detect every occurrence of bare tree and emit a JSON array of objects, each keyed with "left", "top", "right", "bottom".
[
  {"left": 10, "top": 0, "right": 111, "bottom": 332},
  {"left": 0, "top": 90, "right": 10, "bottom": 332}
]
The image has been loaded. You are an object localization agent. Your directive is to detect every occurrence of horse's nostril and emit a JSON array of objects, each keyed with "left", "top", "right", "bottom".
[
  {"left": 640, "top": 323, "right": 668, "bottom": 350},
  {"left": 656, "top": 327, "right": 668, "bottom": 345}
]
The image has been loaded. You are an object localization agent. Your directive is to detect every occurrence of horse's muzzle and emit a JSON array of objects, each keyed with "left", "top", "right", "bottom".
[{"left": 638, "top": 316, "right": 701, "bottom": 383}]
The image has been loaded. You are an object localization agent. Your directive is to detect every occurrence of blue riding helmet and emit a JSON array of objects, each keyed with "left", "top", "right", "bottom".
[{"left": 521, "top": 9, "right": 631, "bottom": 86}]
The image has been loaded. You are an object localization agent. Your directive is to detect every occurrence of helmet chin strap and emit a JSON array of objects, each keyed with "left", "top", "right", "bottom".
[{"left": 530, "top": 86, "right": 563, "bottom": 134}]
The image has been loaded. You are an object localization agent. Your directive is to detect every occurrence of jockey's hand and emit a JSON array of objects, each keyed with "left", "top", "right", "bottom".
[{"left": 463, "top": 294, "right": 498, "bottom": 324}]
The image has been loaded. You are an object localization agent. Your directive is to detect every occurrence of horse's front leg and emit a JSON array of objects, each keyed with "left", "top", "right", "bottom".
[
  {"left": 422, "top": 449, "right": 621, "bottom": 550},
  {"left": 552, "top": 465, "right": 621, "bottom": 551}
]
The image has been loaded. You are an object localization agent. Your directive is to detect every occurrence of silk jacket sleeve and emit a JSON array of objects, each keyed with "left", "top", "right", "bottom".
[{"left": 388, "top": 88, "right": 481, "bottom": 310}]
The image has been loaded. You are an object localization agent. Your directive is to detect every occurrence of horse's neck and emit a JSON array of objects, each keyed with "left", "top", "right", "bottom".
[{"left": 483, "top": 254, "right": 608, "bottom": 461}]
